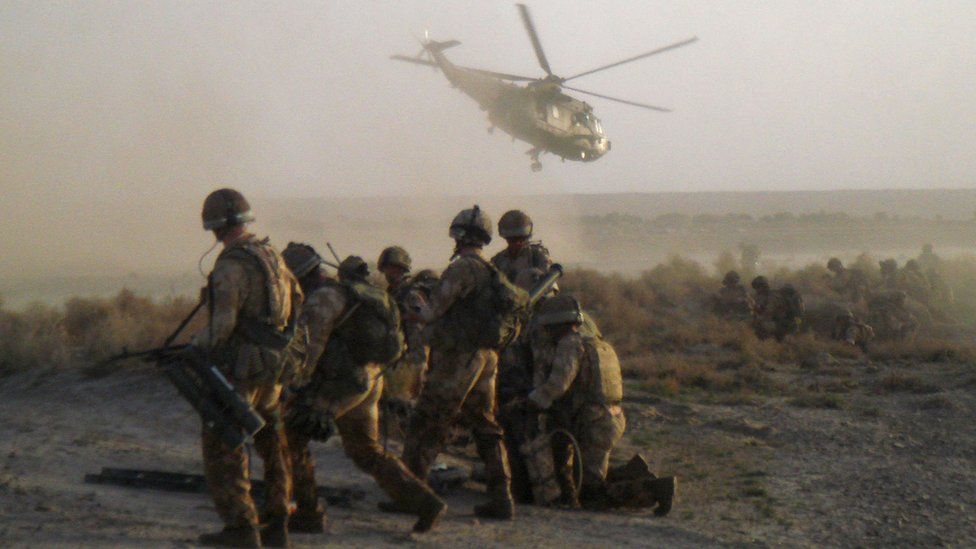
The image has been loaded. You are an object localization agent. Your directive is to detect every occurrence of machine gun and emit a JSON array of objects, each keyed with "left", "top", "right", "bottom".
[{"left": 99, "top": 298, "right": 265, "bottom": 451}]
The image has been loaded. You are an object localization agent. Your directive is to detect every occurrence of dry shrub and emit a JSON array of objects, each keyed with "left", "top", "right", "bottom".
[
  {"left": 877, "top": 373, "right": 940, "bottom": 394},
  {"left": 0, "top": 290, "right": 198, "bottom": 377},
  {"left": 868, "top": 339, "right": 976, "bottom": 363}
]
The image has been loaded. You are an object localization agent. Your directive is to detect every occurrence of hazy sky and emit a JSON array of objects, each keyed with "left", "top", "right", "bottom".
[{"left": 3, "top": 0, "right": 974, "bottom": 203}]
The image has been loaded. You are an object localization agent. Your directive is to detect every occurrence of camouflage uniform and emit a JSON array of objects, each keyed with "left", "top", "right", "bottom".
[
  {"left": 402, "top": 248, "right": 513, "bottom": 513},
  {"left": 529, "top": 330, "right": 625, "bottom": 506},
  {"left": 713, "top": 283, "right": 753, "bottom": 319},
  {"left": 288, "top": 284, "right": 443, "bottom": 528},
  {"left": 385, "top": 272, "right": 437, "bottom": 399},
  {"left": 193, "top": 234, "right": 299, "bottom": 530},
  {"left": 829, "top": 267, "right": 870, "bottom": 304},
  {"left": 752, "top": 286, "right": 802, "bottom": 341},
  {"left": 491, "top": 243, "right": 552, "bottom": 290},
  {"left": 831, "top": 312, "right": 874, "bottom": 349}
]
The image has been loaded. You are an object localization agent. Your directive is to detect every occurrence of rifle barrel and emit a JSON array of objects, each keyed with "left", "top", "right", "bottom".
[{"left": 527, "top": 264, "right": 564, "bottom": 308}]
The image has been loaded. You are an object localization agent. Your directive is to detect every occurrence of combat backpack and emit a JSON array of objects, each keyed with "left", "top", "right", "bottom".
[
  {"left": 578, "top": 335, "right": 624, "bottom": 406},
  {"left": 331, "top": 280, "right": 405, "bottom": 365},
  {"left": 430, "top": 256, "right": 529, "bottom": 352}
]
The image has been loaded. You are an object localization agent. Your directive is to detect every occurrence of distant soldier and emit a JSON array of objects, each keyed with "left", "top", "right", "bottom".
[
  {"left": 281, "top": 245, "right": 447, "bottom": 534},
  {"left": 377, "top": 246, "right": 433, "bottom": 399},
  {"left": 193, "top": 189, "right": 300, "bottom": 548},
  {"left": 751, "top": 277, "right": 803, "bottom": 341},
  {"left": 917, "top": 243, "right": 942, "bottom": 273},
  {"left": 868, "top": 291, "right": 919, "bottom": 341},
  {"left": 831, "top": 311, "right": 874, "bottom": 350},
  {"left": 399, "top": 206, "right": 518, "bottom": 520},
  {"left": 879, "top": 259, "right": 899, "bottom": 290},
  {"left": 491, "top": 210, "right": 552, "bottom": 290},
  {"left": 712, "top": 270, "right": 753, "bottom": 319},
  {"left": 526, "top": 295, "right": 674, "bottom": 513},
  {"left": 899, "top": 259, "right": 931, "bottom": 306},
  {"left": 827, "top": 257, "right": 870, "bottom": 304}
]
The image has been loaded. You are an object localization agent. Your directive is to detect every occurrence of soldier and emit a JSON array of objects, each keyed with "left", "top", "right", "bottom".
[
  {"left": 751, "top": 277, "right": 803, "bottom": 341},
  {"left": 712, "top": 270, "right": 753, "bottom": 319},
  {"left": 399, "top": 206, "right": 516, "bottom": 520},
  {"left": 899, "top": 259, "right": 931, "bottom": 306},
  {"left": 377, "top": 246, "right": 432, "bottom": 399},
  {"left": 831, "top": 311, "right": 874, "bottom": 350},
  {"left": 826, "top": 257, "right": 870, "bottom": 304},
  {"left": 491, "top": 210, "right": 552, "bottom": 289},
  {"left": 868, "top": 291, "right": 919, "bottom": 341},
  {"left": 193, "top": 189, "right": 300, "bottom": 548},
  {"left": 281, "top": 245, "right": 447, "bottom": 534},
  {"left": 526, "top": 295, "right": 673, "bottom": 513},
  {"left": 879, "top": 259, "right": 899, "bottom": 290}
]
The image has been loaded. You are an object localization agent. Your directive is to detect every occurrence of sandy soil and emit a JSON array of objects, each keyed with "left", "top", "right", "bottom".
[{"left": 0, "top": 356, "right": 974, "bottom": 547}]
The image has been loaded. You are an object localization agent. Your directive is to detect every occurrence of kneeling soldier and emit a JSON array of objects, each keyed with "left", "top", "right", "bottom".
[{"left": 281, "top": 245, "right": 446, "bottom": 534}]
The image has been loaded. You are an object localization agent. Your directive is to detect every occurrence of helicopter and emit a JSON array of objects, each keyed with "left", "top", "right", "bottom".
[{"left": 392, "top": 4, "right": 696, "bottom": 171}]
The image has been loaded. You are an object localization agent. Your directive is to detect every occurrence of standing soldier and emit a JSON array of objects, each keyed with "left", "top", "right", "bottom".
[
  {"left": 712, "top": 270, "right": 753, "bottom": 319},
  {"left": 826, "top": 257, "right": 870, "bottom": 304},
  {"left": 751, "top": 277, "right": 803, "bottom": 341},
  {"left": 281, "top": 245, "right": 447, "bottom": 535},
  {"left": 491, "top": 210, "right": 552, "bottom": 289},
  {"left": 400, "top": 206, "right": 517, "bottom": 520},
  {"left": 193, "top": 189, "right": 300, "bottom": 548},
  {"left": 377, "top": 246, "right": 432, "bottom": 399}
]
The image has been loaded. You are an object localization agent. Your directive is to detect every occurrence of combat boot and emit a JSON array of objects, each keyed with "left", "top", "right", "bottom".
[
  {"left": 198, "top": 525, "right": 262, "bottom": 548},
  {"left": 288, "top": 508, "right": 327, "bottom": 534},
  {"left": 259, "top": 516, "right": 291, "bottom": 548},
  {"left": 413, "top": 494, "right": 448, "bottom": 533},
  {"left": 474, "top": 482, "right": 515, "bottom": 520},
  {"left": 650, "top": 476, "right": 676, "bottom": 517}
]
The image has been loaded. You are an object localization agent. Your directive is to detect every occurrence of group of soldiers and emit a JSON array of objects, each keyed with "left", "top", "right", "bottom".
[
  {"left": 713, "top": 249, "right": 952, "bottom": 347},
  {"left": 184, "top": 189, "right": 674, "bottom": 548}
]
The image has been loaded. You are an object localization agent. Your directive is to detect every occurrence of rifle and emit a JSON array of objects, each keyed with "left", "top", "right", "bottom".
[{"left": 100, "top": 296, "right": 265, "bottom": 451}]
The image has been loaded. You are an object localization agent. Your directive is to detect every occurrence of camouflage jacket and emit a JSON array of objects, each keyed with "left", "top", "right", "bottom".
[
  {"left": 528, "top": 331, "right": 582, "bottom": 410},
  {"left": 418, "top": 249, "right": 489, "bottom": 324},
  {"left": 491, "top": 242, "right": 551, "bottom": 289},
  {"left": 193, "top": 233, "right": 301, "bottom": 382}
]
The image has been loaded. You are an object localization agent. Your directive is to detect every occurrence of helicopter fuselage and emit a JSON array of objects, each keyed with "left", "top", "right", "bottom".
[{"left": 429, "top": 47, "right": 611, "bottom": 164}]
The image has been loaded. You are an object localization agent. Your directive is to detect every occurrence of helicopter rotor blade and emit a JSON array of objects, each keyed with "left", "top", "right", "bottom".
[
  {"left": 561, "top": 85, "right": 672, "bottom": 112},
  {"left": 517, "top": 3, "right": 553, "bottom": 76},
  {"left": 562, "top": 37, "right": 698, "bottom": 82}
]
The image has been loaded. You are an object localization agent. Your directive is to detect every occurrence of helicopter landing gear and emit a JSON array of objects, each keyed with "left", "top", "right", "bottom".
[{"left": 527, "top": 147, "right": 543, "bottom": 172}]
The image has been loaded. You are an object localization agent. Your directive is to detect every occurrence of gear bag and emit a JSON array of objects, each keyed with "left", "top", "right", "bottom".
[
  {"left": 431, "top": 257, "right": 529, "bottom": 352},
  {"left": 332, "top": 280, "right": 405, "bottom": 366},
  {"left": 578, "top": 336, "right": 623, "bottom": 406}
]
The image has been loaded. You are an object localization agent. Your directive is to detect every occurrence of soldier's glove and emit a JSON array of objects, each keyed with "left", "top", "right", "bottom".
[{"left": 285, "top": 401, "right": 336, "bottom": 442}]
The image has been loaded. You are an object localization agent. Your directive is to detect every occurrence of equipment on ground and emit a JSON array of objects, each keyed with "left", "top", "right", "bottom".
[{"left": 391, "top": 4, "right": 695, "bottom": 171}]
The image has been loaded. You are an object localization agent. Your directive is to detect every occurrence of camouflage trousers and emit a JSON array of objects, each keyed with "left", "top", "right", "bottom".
[
  {"left": 201, "top": 380, "right": 291, "bottom": 528},
  {"left": 403, "top": 348, "right": 512, "bottom": 492},
  {"left": 551, "top": 403, "right": 626, "bottom": 502},
  {"left": 288, "top": 365, "right": 440, "bottom": 515}
]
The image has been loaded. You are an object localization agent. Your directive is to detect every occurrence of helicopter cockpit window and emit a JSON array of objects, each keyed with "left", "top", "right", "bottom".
[
  {"left": 576, "top": 112, "right": 604, "bottom": 135},
  {"left": 550, "top": 105, "right": 560, "bottom": 119}
]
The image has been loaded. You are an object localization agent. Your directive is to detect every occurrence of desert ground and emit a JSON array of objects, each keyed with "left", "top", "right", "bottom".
[{"left": 1, "top": 342, "right": 973, "bottom": 547}]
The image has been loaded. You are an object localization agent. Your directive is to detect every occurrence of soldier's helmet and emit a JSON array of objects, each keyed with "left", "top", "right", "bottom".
[
  {"left": 723, "top": 270, "right": 741, "bottom": 286},
  {"left": 412, "top": 269, "right": 438, "bottom": 286},
  {"left": 498, "top": 210, "right": 533, "bottom": 239},
  {"left": 751, "top": 276, "right": 770, "bottom": 290},
  {"left": 535, "top": 294, "right": 584, "bottom": 327},
  {"left": 879, "top": 259, "right": 897, "bottom": 273},
  {"left": 338, "top": 255, "right": 370, "bottom": 282},
  {"left": 282, "top": 242, "right": 325, "bottom": 279},
  {"left": 827, "top": 257, "right": 843, "bottom": 272},
  {"left": 449, "top": 205, "right": 493, "bottom": 246},
  {"left": 377, "top": 246, "right": 412, "bottom": 272},
  {"left": 201, "top": 188, "right": 255, "bottom": 231}
]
